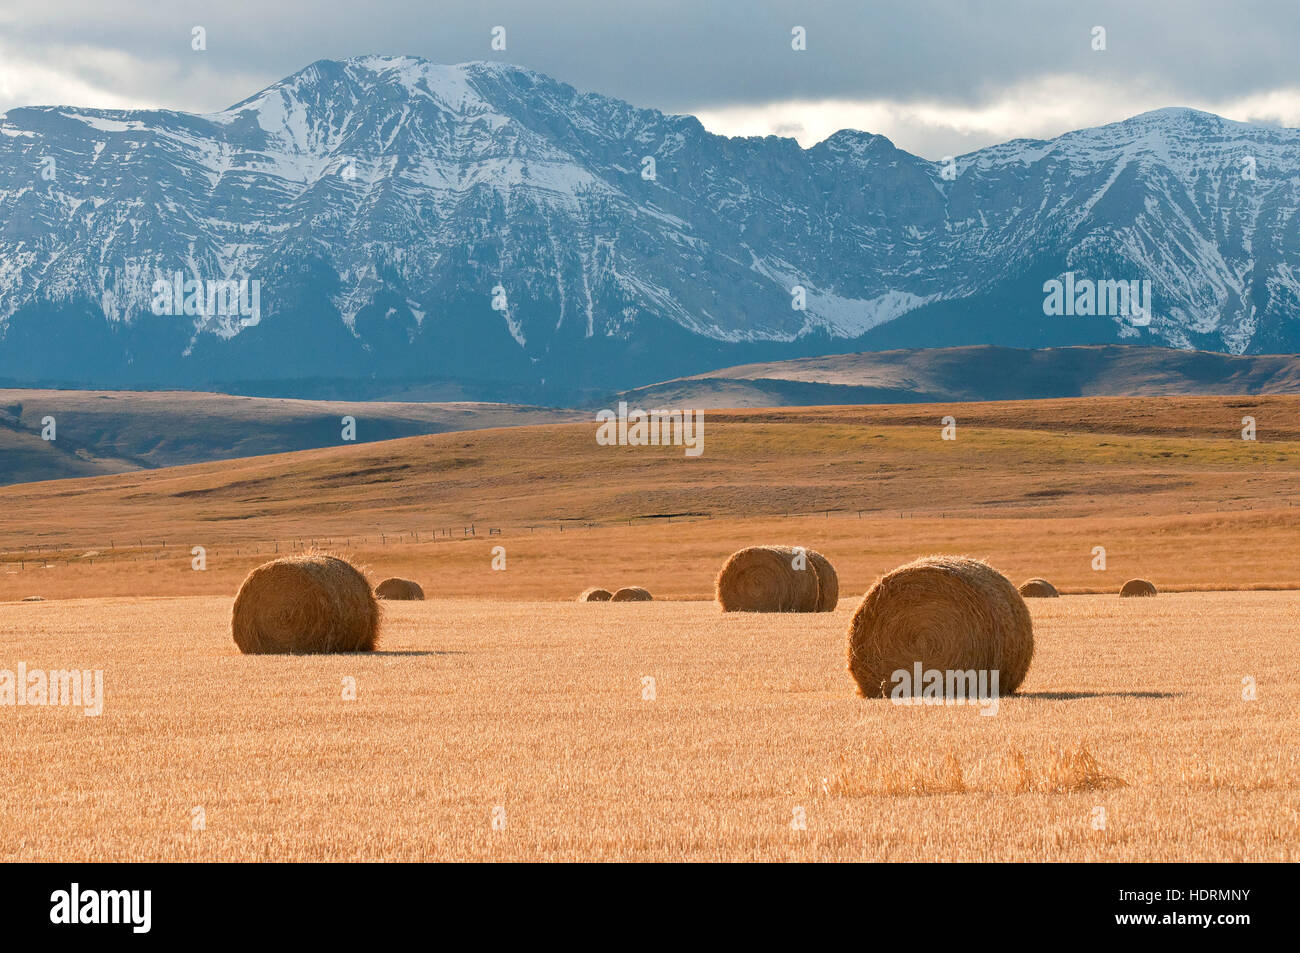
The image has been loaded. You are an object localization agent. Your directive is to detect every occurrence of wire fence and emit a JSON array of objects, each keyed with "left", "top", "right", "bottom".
[{"left": 1, "top": 496, "right": 1293, "bottom": 572}]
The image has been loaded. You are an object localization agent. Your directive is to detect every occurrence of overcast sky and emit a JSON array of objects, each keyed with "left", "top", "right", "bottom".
[{"left": 1, "top": 1, "right": 1297, "bottom": 158}]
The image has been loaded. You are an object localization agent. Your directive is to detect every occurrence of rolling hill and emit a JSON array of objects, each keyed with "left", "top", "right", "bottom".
[
  {"left": 618, "top": 345, "right": 1300, "bottom": 407},
  {"left": 0, "top": 390, "right": 578, "bottom": 486},
  {"left": 3, "top": 395, "right": 1299, "bottom": 602},
  {"left": 8, "top": 344, "right": 1300, "bottom": 488}
]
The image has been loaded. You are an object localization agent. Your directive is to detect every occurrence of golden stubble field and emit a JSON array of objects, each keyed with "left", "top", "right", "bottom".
[
  {"left": 2, "top": 592, "right": 1296, "bottom": 861},
  {"left": 2, "top": 396, "right": 1298, "bottom": 861}
]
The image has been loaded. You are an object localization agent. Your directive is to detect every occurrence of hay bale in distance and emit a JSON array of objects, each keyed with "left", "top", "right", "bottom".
[
  {"left": 578, "top": 587, "right": 613, "bottom": 602},
  {"left": 375, "top": 577, "right": 424, "bottom": 600},
  {"left": 610, "top": 586, "right": 653, "bottom": 602},
  {"left": 1018, "top": 578, "right": 1059, "bottom": 598},
  {"left": 231, "top": 554, "right": 379, "bottom": 654},
  {"left": 1120, "top": 578, "right": 1158, "bottom": 598},
  {"left": 847, "top": 555, "right": 1034, "bottom": 697},
  {"left": 715, "top": 545, "right": 820, "bottom": 612},
  {"left": 807, "top": 550, "right": 839, "bottom": 611}
]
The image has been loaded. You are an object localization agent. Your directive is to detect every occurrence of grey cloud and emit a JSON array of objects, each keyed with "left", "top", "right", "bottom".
[{"left": 3, "top": 1, "right": 1297, "bottom": 127}]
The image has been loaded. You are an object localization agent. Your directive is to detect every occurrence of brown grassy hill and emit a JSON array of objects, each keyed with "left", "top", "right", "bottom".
[
  {"left": 7, "top": 345, "right": 1295, "bottom": 487},
  {"left": 2, "top": 395, "right": 1298, "bottom": 600}
]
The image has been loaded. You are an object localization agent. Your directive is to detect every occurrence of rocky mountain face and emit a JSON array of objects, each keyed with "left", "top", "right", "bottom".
[{"left": 2, "top": 55, "right": 1298, "bottom": 401}]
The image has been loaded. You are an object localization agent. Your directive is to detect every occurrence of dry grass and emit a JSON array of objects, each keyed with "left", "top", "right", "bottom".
[
  {"left": 230, "top": 554, "right": 378, "bottom": 654},
  {"left": 846, "top": 555, "right": 1034, "bottom": 696},
  {"left": 609, "top": 586, "right": 652, "bottom": 602},
  {"left": 1121, "top": 578, "right": 1159, "bottom": 598},
  {"left": 715, "top": 545, "right": 820, "bottom": 612},
  {"left": 7, "top": 396, "right": 1300, "bottom": 602},
  {"left": 11, "top": 512, "right": 1300, "bottom": 604},
  {"left": 826, "top": 743, "right": 1126, "bottom": 797},
  {"left": 15, "top": 513, "right": 1300, "bottom": 604},
  {"left": 376, "top": 578, "right": 425, "bottom": 600},
  {"left": 826, "top": 744, "right": 1126, "bottom": 798},
  {"left": 807, "top": 550, "right": 839, "bottom": 611},
  {"left": 2, "top": 591, "right": 1296, "bottom": 861},
  {"left": 1018, "top": 578, "right": 1060, "bottom": 598}
]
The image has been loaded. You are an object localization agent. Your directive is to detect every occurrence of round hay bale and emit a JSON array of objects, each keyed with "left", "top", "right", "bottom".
[
  {"left": 375, "top": 577, "right": 424, "bottom": 600},
  {"left": 847, "top": 555, "right": 1034, "bottom": 698},
  {"left": 578, "top": 587, "right": 613, "bottom": 602},
  {"left": 1120, "top": 578, "right": 1157, "bottom": 598},
  {"left": 231, "top": 554, "right": 379, "bottom": 654},
  {"left": 1017, "top": 578, "right": 1059, "bottom": 598},
  {"left": 610, "top": 586, "right": 652, "bottom": 602},
  {"left": 715, "top": 545, "right": 820, "bottom": 612},
  {"left": 807, "top": 550, "right": 839, "bottom": 611}
]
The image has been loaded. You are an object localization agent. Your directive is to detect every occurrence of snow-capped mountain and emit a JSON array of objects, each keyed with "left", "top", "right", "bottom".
[{"left": 2, "top": 55, "right": 1299, "bottom": 400}]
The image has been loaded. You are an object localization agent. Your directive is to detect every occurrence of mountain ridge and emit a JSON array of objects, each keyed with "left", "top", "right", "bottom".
[{"left": 3, "top": 55, "right": 1299, "bottom": 401}]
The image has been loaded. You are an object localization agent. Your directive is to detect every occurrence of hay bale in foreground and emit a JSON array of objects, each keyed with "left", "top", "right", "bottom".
[
  {"left": 847, "top": 555, "right": 1034, "bottom": 698},
  {"left": 807, "top": 550, "right": 839, "bottom": 611},
  {"left": 610, "top": 586, "right": 653, "bottom": 602},
  {"left": 1120, "top": 578, "right": 1158, "bottom": 598},
  {"left": 231, "top": 554, "right": 378, "bottom": 654},
  {"left": 375, "top": 577, "right": 424, "bottom": 600},
  {"left": 715, "top": 545, "right": 820, "bottom": 612},
  {"left": 1018, "top": 578, "right": 1059, "bottom": 598},
  {"left": 578, "top": 587, "right": 613, "bottom": 602}
]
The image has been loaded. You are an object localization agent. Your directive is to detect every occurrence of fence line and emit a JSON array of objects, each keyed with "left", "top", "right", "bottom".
[{"left": 3, "top": 498, "right": 1296, "bottom": 570}]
